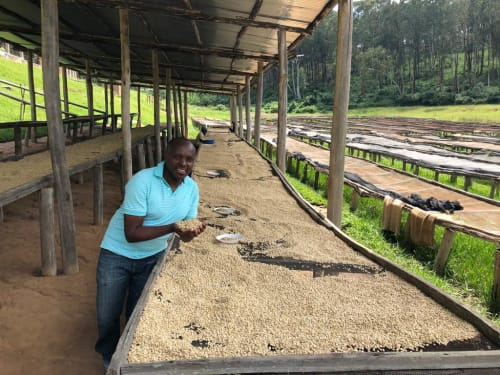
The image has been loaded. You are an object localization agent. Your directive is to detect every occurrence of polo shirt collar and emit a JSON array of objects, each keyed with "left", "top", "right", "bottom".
[{"left": 153, "top": 161, "right": 186, "bottom": 186}]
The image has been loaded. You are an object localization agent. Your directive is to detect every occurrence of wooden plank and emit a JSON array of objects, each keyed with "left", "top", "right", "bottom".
[
  {"left": 121, "top": 351, "right": 500, "bottom": 374},
  {"left": 434, "top": 229, "right": 455, "bottom": 276},
  {"left": 93, "top": 163, "right": 103, "bottom": 226},
  {"left": 277, "top": 29, "right": 287, "bottom": 172},
  {"left": 254, "top": 61, "right": 263, "bottom": 150},
  {"left": 42, "top": 0, "right": 78, "bottom": 275},
  {"left": 152, "top": 49, "right": 161, "bottom": 163},
  {"left": 327, "top": 0, "right": 353, "bottom": 227},
  {"left": 108, "top": 237, "right": 180, "bottom": 375},
  {"left": 120, "top": 8, "right": 133, "bottom": 183},
  {"left": 39, "top": 187, "right": 56, "bottom": 276}
]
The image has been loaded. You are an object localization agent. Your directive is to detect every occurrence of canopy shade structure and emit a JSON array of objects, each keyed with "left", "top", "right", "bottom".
[{"left": 0, "top": 0, "right": 336, "bottom": 92}]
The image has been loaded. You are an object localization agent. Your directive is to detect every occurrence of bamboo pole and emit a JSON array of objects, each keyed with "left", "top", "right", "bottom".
[
  {"left": 277, "top": 29, "right": 288, "bottom": 172},
  {"left": 254, "top": 60, "right": 263, "bottom": 150},
  {"left": 41, "top": 0, "right": 78, "bottom": 274},
  {"left": 120, "top": 8, "right": 133, "bottom": 182},
  {"left": 152, "top": 49, "right": 161, "bottom": 163},
  {"left": 165, "top": 68, "right": 173, "bottom": 141},
  {"left": 40, "top": 187, "right": 56, "bottom": 276},
  {"left": 327, "top": 0, "right": 353, "bottom": 227},
  {"left": 245, "top": 75, "right": 251, "bottom": 142}
]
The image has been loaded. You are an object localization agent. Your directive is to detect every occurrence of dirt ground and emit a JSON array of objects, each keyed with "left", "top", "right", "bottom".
[{"left": 0, "top": 164, "right": 123, "bottom": 375}]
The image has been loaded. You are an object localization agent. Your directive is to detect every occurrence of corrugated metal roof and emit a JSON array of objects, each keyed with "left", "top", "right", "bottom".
[{"left": 0, "top": 0, "right": 336, "bottom": 93}]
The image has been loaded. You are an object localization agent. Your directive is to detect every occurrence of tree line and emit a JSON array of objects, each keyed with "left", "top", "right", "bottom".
[{"left": 262, "top": 0, "right": 500, "bottom": 112}]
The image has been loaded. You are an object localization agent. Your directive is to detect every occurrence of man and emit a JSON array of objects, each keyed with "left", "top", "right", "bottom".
[{"left": 95, "top": 138, "right": 206, "bottom": 370}]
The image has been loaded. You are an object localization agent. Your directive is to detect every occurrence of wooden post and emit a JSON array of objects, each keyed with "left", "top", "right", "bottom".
[
  {"left": 93, "top": 163, "right": 103, "bottom": 226},
  {"left": 41, "top": 0, "right": 78, "bottom": 274},
  {"left": 314, "top": 170, "right": 320, "bottom": 190},
  {"left": 490, "top": 180, "right": 498, "bottom": 199},
  {"left": 434, "top": 171, "right": 440, "bottom": 182},
  {"left": 183, "top": 91, "right": 188, "bottom": 138},
  {"left": 413, "top": 164, "right": 420, "bottom": 176},
  {"left": 40, "top": 187, "right": 56, "bottom": 276},
  {"left": 172, "top": 80, "right": 179, "bottom": 138},
  {"left": 85, "top": 58, "right": 94, "bottom": 138},
  {"left": 245, "top": 75, "right": 252, "bottom": 142},
  {"left": 177, "top": 86, "right": 184, "bottom": 137},
  {"left": 136, "top": 86, "right": 141, "bottom": 128},
  {"left": 0, "top": 206, "right": 3, "bottom": 222},
  {"left": 327, "top": 0, "right": 353, "bottom": 227},
  {"left": 104, "top": 83, "right": 109, "bottom": 115},
  {"left": 295, "top": 157, "right": 300, "bottom": 177},
  {"left": 277, "top": 29, "right": 288, "bottom": 172},
  {"left": 302, "top": 163, "right": 308, "bottom": 182},
  {"left": 229, "top": 94, "right": 236, "bottom": 130},
  {"left": 464, "top": 176, "right": 472, "bottom": 191},
  {"left": 120, "top": 8, "right": 133, "bottom": 183},
  {"left": 402, "top": 160, "right": 406, "bottom": 171},
  {"left": 146, "top": 137, "right": 155, "bottom": 167},
  {"left": 350, "top": 190, "right": 360, "bottom": 212},
  {"left": 492, "top": 248, "right": 500, "bottom": 312},
  {"left": 14, "top": 127, "right": 22, "bottom": 158},
  {"left": 254, "top": 61, "right": 263, "bottom": 149},
  {"left": 152, "top": 49, "right": 161, "bottom": 163},
  {"left": 62, "top": 66, "right": 71, "bottom": 139},
  {"left": 166, "top": 68, "right": 173, "bottom": 141},
  {"left": 137, "top": 143, "right": 146, "bottom": 170},
  {"left": 434, "top": 229, "right": 455, "bottom": 276},
  {"left": 237, "top": 85, "right": 243, "bottom": 138},
  {"left": 450, "top": 173, "right": 457, "bottom": 183},
  {"left": 110, "top": 81, "right": 116, "bottom": 132},
  {"left": 26, "top": 50, "right": 37, "bottom": 145}
]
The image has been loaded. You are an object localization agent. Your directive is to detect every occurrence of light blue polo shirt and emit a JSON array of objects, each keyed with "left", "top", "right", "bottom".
[{"left": 100, "top": 161, "right": 199, "bottom": 259}]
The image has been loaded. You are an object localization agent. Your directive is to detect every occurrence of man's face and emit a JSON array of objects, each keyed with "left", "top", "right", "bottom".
[{"left": 164, "top": 141, "right": 196, "bottom": 182}]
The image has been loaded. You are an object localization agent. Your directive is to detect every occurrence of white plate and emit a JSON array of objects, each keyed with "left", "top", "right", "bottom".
[
  {"left": 207, "top": 170, "right": 220, "bottom": 177},
  {"left": 213, "top": 206, "right": 236, "bottom": 215},
  {"left": 216, "top": 233, "right": 244, "bottom": 244}
]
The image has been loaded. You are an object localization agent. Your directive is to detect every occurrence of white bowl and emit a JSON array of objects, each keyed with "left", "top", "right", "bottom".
[
  {"left": 213, "top": 206, "right": 236, "bottom": 215},
  {"left": 215, "top": 233, "right": 244, "bottom": 244}
]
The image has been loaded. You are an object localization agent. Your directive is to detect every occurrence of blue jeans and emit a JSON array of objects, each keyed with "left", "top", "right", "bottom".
[{"left": 95, "top": 248, "right": 164, "bottom": 362}]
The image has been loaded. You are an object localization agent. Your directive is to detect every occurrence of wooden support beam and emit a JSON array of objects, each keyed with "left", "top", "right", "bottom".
[
  {"left": 172, "top": 81, "right": 179, "bottom": 138},
  {"left": 327, "top": 0, "right": 353, "bottom": 227},
  {"left": 302, "top": 163, "right": 308, "bottom": 182},
  {"left": 237, "top": 85, "right": 243, "bottom": 138},
  {"left": 0, "top": 206, "right": 3, "bottom": 223},
  {"left": 350, "top": 190, "right": 360, "bottom": 212},
  {"left": 295, "top": 157, "right": 301, "bottom": 177},
  {"left": 85, "top": 59, "right": 95, "bottom": 137},
  {"left": 183, "top": 91, "right": 189, "bottom": 138},
  {"left": 245, "top": 75, "right": 252, "bottom": 143},
  {"left": 464, "top": 176, "right": 472, "bottom": 191},
  {"left": 413, "top": 164, "right": 420, "bottom": 176},
  {"left": 165, "top": 68, "right": 173, "bottom": 141},
  {"left": 41, "top": 0, "right": 78, "bottom": 274},
  {"left": 26, "top": 50, "right": 37, "bottom": 145},
  {"left": 490, "top": 180, "right": 498, "bottom": 200},
  {"left": 104, "top": 82, "right": 109, "bottom": 115},
  {"left": 277, "top": 29, "right": 288, "bottom": 172},
  {"left": 229, "top": 95, "right": 236, "bottom": 131},
  {"left": 146, "top": 137, "right": 155, "bottom": 168},
  {"left": 434, "top": 229, "right": 455, "bottom": 276},
  {"left": 62, "top": 66, "right": 71, "bottom": 139},
  {"left": 177, "top": 86, "right": 184, "bottom": 136},
  {"left": 14, "top": 127, "right": 22, "bottom": 157},
  {"left": 136, "top": 86, "right": 141, "bottom": 128},
  {"left": 493, "top": 248, "right": 500, "bottom": 312},
  {"left": 254, "top": 61, "right": 263, "bottom": 149},
  {"left": 93, "top": 163, "right": 103, "bottom": 226},
  {"left": 110, "top": 82, "right": 115, "bottom": 132},
  {"left": 120, "top": 8, "right": 133, "bottom": 183},
  {"left": 314, "top": 170, "right": 320, "bottom": 190},
  {"left": 434, "top": 171, "right": 440, "bottom": 182},
  {"left": 137, "top": 143, "right": 146, "bottom": 171},
  {"left": 40, "top": 187, "right": 56, "bottom": 276},
  {"left": 152, "top": 49, "right": 161, "bottom": 163}
]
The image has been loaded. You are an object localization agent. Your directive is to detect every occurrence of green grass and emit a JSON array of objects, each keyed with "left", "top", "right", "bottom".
[{"left": 348, "top": 104, "right": 500, "bottom": 124}]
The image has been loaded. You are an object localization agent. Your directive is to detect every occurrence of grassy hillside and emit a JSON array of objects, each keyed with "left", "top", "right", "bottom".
[{"left": 0, "top": 56, "right": 230, "bottom": 140}]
